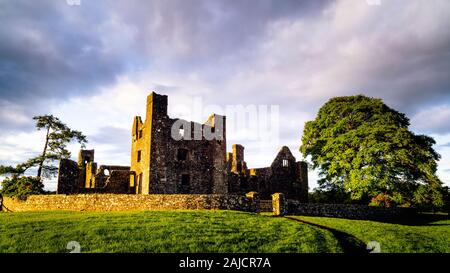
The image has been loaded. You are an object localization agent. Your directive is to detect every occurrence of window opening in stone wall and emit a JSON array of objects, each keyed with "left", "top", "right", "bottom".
[
  {"left": 282, "top": 159, "right": 289, "bottom": 167},
  {"left": 137, "top": 150, "right": 142, "bottom": 162},
  {"left": 84, "top": 156, "right": 90, "bottom": 164},
  {"left": 177, "top": 148, "right": 188, "bottom": 161},
  {"left": 181, "top": 174, "right": 190, "bottom": 186},
  {"left": 137, "top": 173, "right": 143, "bottom": 194}
]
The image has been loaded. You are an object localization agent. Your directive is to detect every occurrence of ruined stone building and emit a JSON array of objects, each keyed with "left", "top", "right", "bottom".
[
  {"left": 57, "top": 150, "right": 132, "bottom": 194},
  {"left": 227, "top": 145, "right": 308, "bottom": 201},
  {"left": 130, "top": 93, "right": 227, "bottom": 194},
  {"left": 57, "top": 92, "right": 308, "bottom": 201}
]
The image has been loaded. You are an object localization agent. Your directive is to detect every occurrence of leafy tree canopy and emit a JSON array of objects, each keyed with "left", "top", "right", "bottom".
[
  {"left": 1, "top": 115, "right": 87, "bottom": 199},
  {"left": 32, "top": 115, "right": 87, "bottom": 179},
  {"left": 300, "top": 95, "right": 444, "bottom": 208},
  {"left": 0, "top": 176, "right": 44, "bottom": 201}
]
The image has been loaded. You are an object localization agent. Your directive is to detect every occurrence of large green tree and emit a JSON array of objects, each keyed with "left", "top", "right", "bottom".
[{"left": 300, "top": 95, "right": 444, "bottom": 208}]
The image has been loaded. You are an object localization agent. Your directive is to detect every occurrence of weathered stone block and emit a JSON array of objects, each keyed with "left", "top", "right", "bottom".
[{"left": 272, "top": 193, "right": 287, "bottom": 216}]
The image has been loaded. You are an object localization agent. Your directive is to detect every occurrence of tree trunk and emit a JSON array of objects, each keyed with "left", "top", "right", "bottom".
[{"left": 36, "top": 126, "right": 50, "bottom": 180}]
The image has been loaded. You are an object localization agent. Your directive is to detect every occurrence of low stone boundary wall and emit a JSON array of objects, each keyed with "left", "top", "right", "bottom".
[
  {"left": 3, "top": 192, "right": 417, "bottom": 220},
  {"left": 3, "top": 194, "right": 259, "bottom": 212},
  {"left": 271, "top": 193, "right": 416, "bottom": 220},
  {"left": 259, "top": 200, "right": 272, "bottom": 212},
  {"left": 287, "top": 200, "right": 416, "bottom": 220}
]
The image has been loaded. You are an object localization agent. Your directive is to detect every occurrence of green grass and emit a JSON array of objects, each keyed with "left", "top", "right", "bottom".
[
  {"left": 290, "top": 214, "right": 450, "bottom": 253},
  {"left": 0, "top": 210, "right": 342, "bottom": 253},
  {"left": 2, "top": 210, "right": 448, "bottom": 253}
]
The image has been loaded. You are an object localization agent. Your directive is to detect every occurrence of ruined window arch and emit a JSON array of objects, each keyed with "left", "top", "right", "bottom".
[{"left": 282, "top": 159, "right": 289, "bottom": 167}]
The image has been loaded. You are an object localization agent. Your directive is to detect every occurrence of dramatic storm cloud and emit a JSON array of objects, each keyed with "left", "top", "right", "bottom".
[{"left": 1, "top": 0, "right": 450, "bottom": 190}]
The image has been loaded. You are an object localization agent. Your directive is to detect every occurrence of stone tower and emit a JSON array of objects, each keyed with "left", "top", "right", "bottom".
[
  {"left": 230, "top": 144, "right": 248, "bottom": 175},
  {"left": 77, "top": 149, "right": 94, "bottom": 189},
  {"left": 130, "top": 92, "right": 228, "bottom": 194}
]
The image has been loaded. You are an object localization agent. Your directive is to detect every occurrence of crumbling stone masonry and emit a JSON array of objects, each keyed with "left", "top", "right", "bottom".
[
  {"left": 227, "top": 145, "right": 308, "bottom": 201},
  {"left": 57, "top": 91, "right": 309, "bottom": 202},
  {"left": 271, "top": 197, "right": 417, "bottom": 220},
  {"left": 130, "top": 93, "right": 227, "bottom": 194},
  {"left": 57, "top": 159, "right": 79, "bottom": 194},
  {"left": 5, "top": 193, "right": 416, "bottom": 219},
  {"left": 57, "top": 150, "right": 132, "bottom": 194},
  {"left": 3, "top": 194, "right": 259, "bottom": 212},
  {"left": 272, "top": 193, "right": 287, "bottom": 216}
]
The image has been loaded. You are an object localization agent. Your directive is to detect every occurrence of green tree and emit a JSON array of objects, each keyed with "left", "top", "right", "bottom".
[
  {"left": 0, "top": 115, "right": 87, "bottom": 198},
  {"left": 0, "top": 115, "right": 87, "bottom": 179},
  {"left": 308, "top": 183, "right": 352, "bottom": 204},
  {"left": 1, "top": 176, "right": 44, "bottom": 200},
  {"left": 33, "top": 115, "right": 87, "bottom": 180},
  {"left": 300, "top": 95, "right": 443, "bottom": 208}
]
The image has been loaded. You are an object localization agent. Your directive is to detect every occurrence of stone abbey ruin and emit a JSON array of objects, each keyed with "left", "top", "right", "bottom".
[{"left": 57, "top": 92, "right": 309, "bottom": 201}]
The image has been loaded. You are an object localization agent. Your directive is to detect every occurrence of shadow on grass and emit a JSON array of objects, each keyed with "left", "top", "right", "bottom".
[{"left": 285, "top": 216, "right": 368, "bottom": 254}]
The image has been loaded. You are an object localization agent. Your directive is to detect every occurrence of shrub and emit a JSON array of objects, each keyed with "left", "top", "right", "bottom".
[
  {"left": 0, "top": 176, "right": 44, "bottom": 200},
  {"left": 369, "top": 193, "right": 392, "bottom": 208}
]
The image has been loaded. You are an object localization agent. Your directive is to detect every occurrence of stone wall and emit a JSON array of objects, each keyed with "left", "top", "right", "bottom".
[
  {"left": 3, "top": 194, "right": 258, "bottom": 212},
  {"left": 103, "top": 170, "right": 134, "bottom": 193},
  {"left": 286, "top": 199, "right": 416, "bottom": 220},
  {"left": 130, "top": 92, "right": 227, "bottom": 195},
  {"left": 272, "top": 193, "right": 288, "bottom": 216},
  {"left": 57, "top": 150, "right": 131, "bottom": 194},
  {"left": 259, "top": 200, "right": 272, "bottom": 212},
  {"left": 227, "top": 146, "right": 308, "bottom": 202},
  {"left": 57, "top": 159, "right": 80, "bottom": 194},
  {"left": 4, "top": 192, "right": 417, "bottom": 220}
]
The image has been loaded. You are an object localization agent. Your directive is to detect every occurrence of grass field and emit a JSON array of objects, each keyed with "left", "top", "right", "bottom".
[
  {"left": 0, "top": 210, "right": 341, "bottom": 253},
  {"left": 0, "top": 210, "right": 448, "bottom": 253},
  {"left": 290, "top": 214, "right": 450, "bottom": 253}
]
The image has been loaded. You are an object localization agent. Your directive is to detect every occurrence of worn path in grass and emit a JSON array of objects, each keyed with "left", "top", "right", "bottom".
[
  {"left": 285, "top": 216, "right": 368, "bottom": 253},
  {"left": 289, "top": 214, "right": 450, "bottom": 253}
]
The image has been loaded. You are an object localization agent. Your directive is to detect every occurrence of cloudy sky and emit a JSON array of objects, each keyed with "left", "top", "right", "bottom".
[{"left": 1, "top": 0, "right": 450, "bottom": 191}]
